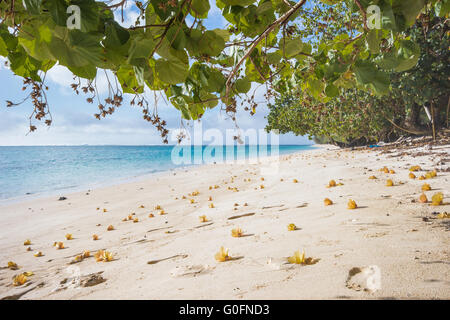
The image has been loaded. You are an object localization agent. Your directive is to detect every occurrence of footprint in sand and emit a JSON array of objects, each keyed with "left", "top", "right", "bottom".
[
  {"left": 170, "top": 264, "right": 213, "bottom": 277},
  {"left": 345, "top": 266, "right": 381, "bottom": 293}
]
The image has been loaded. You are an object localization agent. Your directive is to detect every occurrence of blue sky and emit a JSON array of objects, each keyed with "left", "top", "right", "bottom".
[{"left": 0, "top": 1, "right": 312, "bottom": 146}]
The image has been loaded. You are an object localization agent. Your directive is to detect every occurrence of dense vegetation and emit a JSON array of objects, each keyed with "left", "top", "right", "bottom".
[
  {"left": 0, "top": 1, "right": 448, "bottom": 143},
  {"left": 266, "top": 8, "right": 449, "bottom": 146}
]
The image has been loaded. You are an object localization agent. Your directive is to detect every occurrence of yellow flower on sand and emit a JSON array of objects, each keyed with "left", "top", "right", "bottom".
[
  {"left": 34, "top": 251, "right": 43, "bottom": 257},
  {"left": 287, "top": 250, "right": 318, "bottom": 265},
  {"left": 209, "top": 203, "right": 215, "bottom": 208},
  {"left": 431, "top": 192, "right": 443, "bottom": 206},
  {"left": 409, "top": 173, "right": 416, "bottom": 179},
  {"left": 287, "top": 223, "right": 297, "bottom": 231},
  {"left": 199, "top": 215, "right": 208, "bottom": 223},
  {"left": 324, "top": 198, "right": 333, "bottom": 206},
  {"left": 421, "top": 183, "right": 431, "bottom": 191},
  {"left": 215, "top": 247, "right": 231, "bottom": 262},
  {"left": 409, "top": 165, "right": 421, "bottom": 172},
  {"left": 386, "top": 179, "right": 394, "bottom": 186},
  {"left": 368, "top": 175, "right": 377, "bottom": 179},
  {"left": 107, "top": 225, "right": 114, "bottom": 231},
  {"left": 419, "top": 193, "right": 428, "bottom": 203},
  {"left": 327, "top": 180, "right": 337, "bottom": 188},
  {"left": 23, "top": 239, "right": 31, "bottom": 246},
  {"left": 231, "top": 228, "right": 243, "bottom": 238},
  {"left": 293, "top": 179, "right": 298, "bottom": 183},
  {"left": 7, "top": 261, "right": 18, "bottom": 270},
  {"left": 56, "top": 242, "right": 64, "bottom": 249},
  {"left": 65, "top": 234, "right": 73, "bottom": 240},
  {"left": 95, "top": 250, "right": 113, "bottom": 262},
  {"left": 347, "top": 199, "right": 357, "bottom": 209},
  {"left": 13, "top": 274, "right": 27, "bottom": 286},
  {"left": 92, "top": 234, "right": 99, "bottom": 240}
]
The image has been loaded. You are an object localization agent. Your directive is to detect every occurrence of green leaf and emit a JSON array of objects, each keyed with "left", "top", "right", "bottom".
[
  {"left": 221, "top": 0, "right": 256, "bottom": 6},
  {"left": 68, "top": 64, "right": 97, "bottom": 80},
  {"left": 104, "top": 20, "right": 130, "bottom": 48},
  {"left": 117, "top": 64, "right": 144, "bottom": 93},
  {"left": 235, "top": 77, "right": 251, "bottom": 93},
  {"left": 191, "top": 0, "right": 210, "bottom": 17},
  {"left": 325, "top": 83, "right": 339, "bottom": 98},
  {"left": 283, "top": 38, "right": 303, "bottom": 58},
  {"left": 354, "top": 60, "right": 389, "bottom": 94},
  {"left": 366, "top": 29, "right": 381, "bottom": 54},
  {"left": 23, "top": 0, "right": 41, "bottom": 15},
  {"left": 43, "top": 0, "right": 67, "bottom": 26},
  {"left": 155, "top": 57, "right": 189, "bottom": 84},
  {"left": 396, "top": 0, "right": 425, "bottom": 27}
]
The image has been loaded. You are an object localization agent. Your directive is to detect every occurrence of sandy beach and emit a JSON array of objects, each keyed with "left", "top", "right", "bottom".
[{"left": 0, "top": 143, "right": 449, "bottom": 300}]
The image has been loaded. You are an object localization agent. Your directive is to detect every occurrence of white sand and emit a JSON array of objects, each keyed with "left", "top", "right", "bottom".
[{"left": 0, "top": 144, "right": 449, "bottom": 300}]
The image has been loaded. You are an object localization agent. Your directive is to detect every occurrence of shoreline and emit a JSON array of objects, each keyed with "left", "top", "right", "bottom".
[
  {"left": 0, "top": 144, "right": 318, "bottom": 206},
  {"left": 0, "top": 143, "right": 448, "bottom": 299}
]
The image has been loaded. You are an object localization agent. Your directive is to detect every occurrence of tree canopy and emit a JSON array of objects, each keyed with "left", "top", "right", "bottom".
[{"left": 1, "top": 0, "right": 448, "bottom": 142}]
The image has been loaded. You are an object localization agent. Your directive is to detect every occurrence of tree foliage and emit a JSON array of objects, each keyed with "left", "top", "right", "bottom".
[
  {"left": 1, "top": 0, "right": 448, "bottom": 142},
  {"left": 266, "top": 7, "right": 449, "bottom": 146}
]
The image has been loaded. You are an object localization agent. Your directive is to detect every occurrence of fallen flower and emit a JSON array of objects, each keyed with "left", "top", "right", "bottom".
[
  {"left": 65, "top": 234, "right": 73, "bottom": 240},
  {"left": 107, "top": 225, "right": 114, "bottom": 231},
  {"left": 23, "top": 239, "right": 31, "bottom": 246},
  {"left": 13, "top": 274, "right": 27, "bottom": 286},
  {"left": 215, "top": 247, "right": 231, "bottom": 262},
  {"left": 92, "top": 234, "right": 99, "bottom": 241},
  {"left": 324, "top": 198, "right": 333, "bottom": 206},
  {"left": 95, "top": 250, "right": 113, "bottom": 262},
  {"left": 431, "top": 192, "right": 443, "bottom": 206},
  {"left": 347, "top": 199, "right": 357, "bottom": 210},
  {"left": 422, "top": 183, "right": 431, "bottom": 191},
  {"left": 386, "top": 179, "right": 394, "bottom": 187},
  {"left": 231, "top": 228, "right": 243, "bottom": 238},
  {"left": 419, "top": 193, "right": 428, "bottom": 203},
  {"left": 7, "top": 261, "right": 18, "bottom": 270},
  {"left": 287, "top": 223, "right": 297, "bottom": 231},
  {"left": 198, "top": 215, "right": 208, "bottom": 223}
]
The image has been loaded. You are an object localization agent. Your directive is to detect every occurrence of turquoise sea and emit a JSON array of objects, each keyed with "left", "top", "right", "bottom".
[{"left": 0, "top": 145, "right": 315, "bottom": 202}]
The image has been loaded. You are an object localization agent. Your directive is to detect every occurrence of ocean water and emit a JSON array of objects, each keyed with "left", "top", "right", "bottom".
[{"left": 0, "top": 145, "right": 314, "bottom": 202}]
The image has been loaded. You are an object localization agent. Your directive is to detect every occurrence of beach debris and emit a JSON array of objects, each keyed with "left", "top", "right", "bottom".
[
  {"left": 409, "top": 166, "right": 421, "bottom": 172},
  {"left": 287, "top": 250, "right": 318, "bottom": 265},
  {"left": 287, "top": 223, "right": 297, "bottom": 231},
  {"left": 80, "top": 272, "right": 106, "bottom": 287},
  {"left": 107, "top": 225, "right": 114, "bottom": 231},
  {"left": 103, "top": 209, "right": 108, "bottom": 213},
  {"left": 148, "top": 213, "right": 154, "bottom": 218},
  {"left": 389, "top": 170, "right": 395, "bottom": 174},
  {"left": 208, "top": 196, "right": 212, "bottom": 201},
  {"left": 347, "top": 199, "right": 358, "bottom": 209},
  {"left": 324, "top": 198, "right": 333, "bottom": 206},
  {"left": 368, "top": 175, "right": 377, "bottom": 180},
  {"left": 148, "top": 254, "right": 188, "bottom": 265},
  {"left": 26, "top": 247, "right": 32, "bottom": 251},
  {"left": 7, "top": 261, "right": 19, "bottom": 270},
  {"left": 231, "top": 228, "right": 243, "bottom": 237},
  {"left": 215, "top": 247, "right": 231, "bottom": 262},
  {"left": 346, "top": 266, "right": 381, "bottom": 292},
  {"left": 418, "top": 175, "right": 426, "bottom": 180},
  {"left": 190, "top": 199, "right": 195, "bottom": 204},
  {"left": 182, "top": 195, "right": 187, "bottom": 199},
  {"left": 122, "top": 217, "right": 127, "bottom": 222},
  {"left": 92, "top": 234, "right": 99, "bottom": 241},
  {"left": 155, "top": 205, "right": 162, "bottom": 210},
  {"left": 437, "top": 212, "right": 450, "bottom": 219},
  {"left": 228, "top": 212, "right": 255, "bottom": 220},
  {"left": 58, "top": 196, "right": 67, "bottom": 201},
  {"left": 159, "top": 210, "right": 166, "bottom": 215},
  {"left": 34, "top": 251, "right": 43, "bottom": 257},
  {"left": 409, "top": 173, "right": 416, "bottom": 179},
  {"left": 209, "top": 203, "right": 215, "bottom": 208},
  {"left": 189, "top": 190, "right": 200, "bottom": 196},
  {"left": 23, "top": 239, "right": 31, "bottom": 246},
  {"left": 386, "top": 179, "right": 394, "bottom": 187},
  {"left": 133, "top": 218, "right": 139, "bottom": 223},
  {"left": 260, "top": 184, "right": 265, "bottom": 189},
  {"left": 419, "top": 193, "right": 428, "bottom": 203},
  {"left": 261, "top": 177, "right": 265, "bottom": 181},
  {"left": 381, "top": 167, "right": 389, "bottom": 173},
  {"left": 65, "top": 234, "right": 73, "bottom": 240},
  {"left": 139, "top": 205, "right": 145, "bottom": 208},
  {"left": 13, "top": 274, "right": 28, "bottom": 286},
  {"left": 421, "top": 183, "right": 431, "bottom": 191},
  {"left": 431, "top": 192, "right": 443, "bottom": 206},
  {"left": 95, "top": 250, "right": 113, "bottom": 262},
  {"left": 198, "top": 215, "right": 208, "bottom": 223},
  {"left": 293, "top": 179, "right": 298, "bottom": 183}
]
